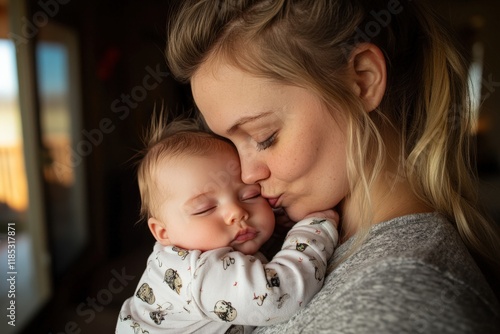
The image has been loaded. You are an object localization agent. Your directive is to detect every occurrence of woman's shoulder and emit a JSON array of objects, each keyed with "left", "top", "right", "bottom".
[
  {"left": 330, "top": 213, "right": 500, "bottom": 331},
  {"left": 334, "top": 212, "right": 478, "bottom": 276},
  {"left": 317, "top": 255, "right": 500, "bottom": 334},
  {"left": 331, "top": 212, "right": 497, "bottom": 306},
  {"left": 253, "top": 213, "right": 500, "bottom": 334}
]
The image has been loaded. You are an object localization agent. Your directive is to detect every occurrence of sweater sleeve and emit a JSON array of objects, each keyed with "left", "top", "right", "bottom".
[{"left": 190, "top": 217, "right": 338, "bottom": 326}]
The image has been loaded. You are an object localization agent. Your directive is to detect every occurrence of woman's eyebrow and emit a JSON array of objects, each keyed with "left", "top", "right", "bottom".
[{"left": 226, "top": 111, "right": 274, "bottom": 135}]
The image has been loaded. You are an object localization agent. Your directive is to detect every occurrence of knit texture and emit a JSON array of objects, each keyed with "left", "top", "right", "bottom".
[{"left": 253, "top": 213, "right": 500, "bottom": 334}]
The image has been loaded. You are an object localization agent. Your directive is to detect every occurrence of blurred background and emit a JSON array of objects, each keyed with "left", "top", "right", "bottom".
[{"left": 0, "top": 0, "right": 498, "bottom": 333}]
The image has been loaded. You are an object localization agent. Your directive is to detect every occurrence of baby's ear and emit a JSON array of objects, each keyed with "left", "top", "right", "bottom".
[{"left": 148, "top": 217, "right": 171, "bottom": 246}]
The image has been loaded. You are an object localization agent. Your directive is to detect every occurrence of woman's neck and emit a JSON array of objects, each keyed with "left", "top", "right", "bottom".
[{"left": 339, "top": 170, "right": 433, "bottom": 242}]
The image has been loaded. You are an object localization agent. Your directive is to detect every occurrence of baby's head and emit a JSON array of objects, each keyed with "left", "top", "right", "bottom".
[{"left": 137, "top": 118, "right": 275, "bottom": 255}]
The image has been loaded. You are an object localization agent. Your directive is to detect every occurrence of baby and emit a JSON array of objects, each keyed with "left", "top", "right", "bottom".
[{"left": 115, "top": 118, "right": 338, "bottom": 334}]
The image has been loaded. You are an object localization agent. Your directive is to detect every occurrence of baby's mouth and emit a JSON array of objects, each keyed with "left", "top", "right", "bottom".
[{"left": 233, "top": 228, "right": 258, "bottom": 242}]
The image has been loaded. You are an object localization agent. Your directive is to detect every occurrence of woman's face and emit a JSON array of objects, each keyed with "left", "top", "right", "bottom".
[{"left": 192, "top": 63, "right": 349, "bottom": 221}]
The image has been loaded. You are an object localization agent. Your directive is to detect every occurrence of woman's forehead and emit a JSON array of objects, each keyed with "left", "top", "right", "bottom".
[{"left": 193, "top": 65, "right": 287, "bottom": 131}]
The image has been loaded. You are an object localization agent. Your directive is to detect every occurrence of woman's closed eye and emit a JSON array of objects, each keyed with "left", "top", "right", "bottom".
[
  {"left": 256, "top": 132, "right": 277, "bottom": 151},
  {"left": 242, "top": 193, "right": 261, "bottom": 201},
  {"left": 241, "top": 187, "right": 262, "bottom": 201}
]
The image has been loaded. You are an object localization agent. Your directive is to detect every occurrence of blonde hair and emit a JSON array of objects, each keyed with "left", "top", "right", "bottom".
[
  {"left": 137, "top": 115, "right": 233, "bottom": 221},
  {"left": 166, "top": 0, "right": 500, "bottom": 283}
]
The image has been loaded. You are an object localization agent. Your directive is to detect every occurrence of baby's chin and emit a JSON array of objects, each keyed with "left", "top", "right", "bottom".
[{"left": 234, "top": 241, "right": 262, "bottom": 256}]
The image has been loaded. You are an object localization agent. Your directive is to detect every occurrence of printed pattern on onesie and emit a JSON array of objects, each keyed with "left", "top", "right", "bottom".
[{"left": 116, "top": 217, "right": 338, "bottom": 333}]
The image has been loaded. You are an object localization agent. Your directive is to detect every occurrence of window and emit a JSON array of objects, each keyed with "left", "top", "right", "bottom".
[
  {"left": 0, "top": 37, "right": 49, "bottom": 332},
  {"left": 36, "top": 24, "right": 88, "bottom": 279},
  {"left": 0, "top": 2, "right": 88, "bottom": 331}
]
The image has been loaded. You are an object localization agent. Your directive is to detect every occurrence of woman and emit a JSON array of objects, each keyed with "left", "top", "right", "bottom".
[{"left": 166, "top": 0, "right": 500, "bottom": 332}]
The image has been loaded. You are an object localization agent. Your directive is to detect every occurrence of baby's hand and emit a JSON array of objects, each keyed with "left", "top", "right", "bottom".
[{"left": 304, "top": 209, "right": 339, "bottom": 229}]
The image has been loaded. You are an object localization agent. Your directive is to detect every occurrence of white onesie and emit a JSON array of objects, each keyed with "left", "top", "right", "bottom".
[{"left": 116, "top": 217, "right": 338, "bottom": 333}]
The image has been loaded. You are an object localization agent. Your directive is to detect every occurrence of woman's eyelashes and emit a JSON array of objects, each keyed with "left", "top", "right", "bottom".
[
  {"left": 241, "top": 191, "right": 261, "bottom": 201},
  {"left": 256, "top": 132, "right": 277, "bottom": 151}
]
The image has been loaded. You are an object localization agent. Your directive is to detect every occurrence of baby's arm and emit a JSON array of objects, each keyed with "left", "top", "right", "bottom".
[{"left": 191, "top": 211, "right": 338, "bottom": 326}]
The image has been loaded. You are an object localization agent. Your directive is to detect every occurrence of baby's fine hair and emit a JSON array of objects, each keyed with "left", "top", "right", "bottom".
[{"left": 137, "top": 115, "right": 233, "bottom": 221}]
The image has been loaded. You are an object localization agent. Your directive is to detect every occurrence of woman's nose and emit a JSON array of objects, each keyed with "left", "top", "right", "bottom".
[
  {"left": 239, "top": 150, "right": 270, "bottom": 185},
  {"left": 224, "top": 204, "right": 249, "bottom": 225}
]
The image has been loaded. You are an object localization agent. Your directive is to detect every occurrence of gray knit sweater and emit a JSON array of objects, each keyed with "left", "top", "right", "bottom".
[{"left": 253, "top": 213, "right": 500, "bottom": 334}]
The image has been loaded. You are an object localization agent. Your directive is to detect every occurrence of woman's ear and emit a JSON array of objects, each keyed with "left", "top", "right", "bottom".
[
  {"left": 348, "top": 43, "right": 387, "bottom": 112},
  {"left": 148, "top": 217, "right": 171, "bottom": 246}
]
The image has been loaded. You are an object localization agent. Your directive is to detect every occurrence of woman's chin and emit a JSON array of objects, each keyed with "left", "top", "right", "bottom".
[{"left": 284, "top": 207, "right": 306, "bottom": 222}]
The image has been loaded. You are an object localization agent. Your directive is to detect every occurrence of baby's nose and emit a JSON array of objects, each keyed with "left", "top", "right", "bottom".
[{"left": 225, "top": 204, "right": 249, "bottom": 225}]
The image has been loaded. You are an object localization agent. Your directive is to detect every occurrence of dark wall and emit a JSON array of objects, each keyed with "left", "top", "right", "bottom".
[{"left": 433, "top": 0, "right": 500, "bottom": 224}]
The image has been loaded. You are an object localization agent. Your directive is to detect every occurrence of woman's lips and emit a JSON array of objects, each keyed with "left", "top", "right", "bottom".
[{"left": 266, "top": 195, "right": 281, "bottom": 208}]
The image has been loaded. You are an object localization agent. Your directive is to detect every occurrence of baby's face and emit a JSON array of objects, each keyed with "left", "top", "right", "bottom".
[{"left": 154, "top": 145, "right": 275, "bottom": 255}]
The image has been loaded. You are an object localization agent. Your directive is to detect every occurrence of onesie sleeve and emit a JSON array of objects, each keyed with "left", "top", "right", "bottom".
[{"left": 190, "top": 217, "right": 338, "bottom": 325}]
